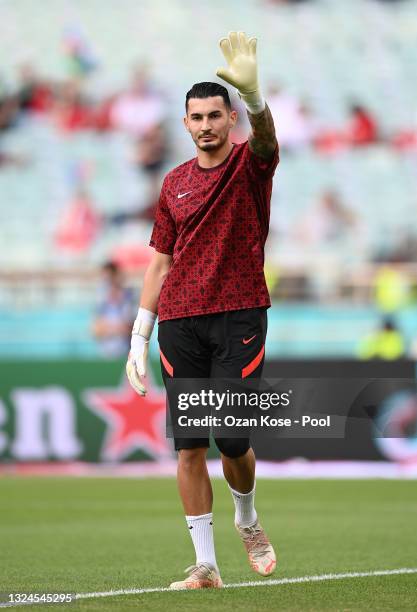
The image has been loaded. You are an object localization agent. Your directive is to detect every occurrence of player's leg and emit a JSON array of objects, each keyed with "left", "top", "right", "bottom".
[
  {"left": 220, "top": 443, "right": 276, "bottom": 576},
  {"left": 210, "top": 305, "right": 267, "bottom": 498},
  {"left": 159, "top": 318, "right": 212, "bottom": 517},
  {"left": 158, "top": 317, "right": 222, "bottom": 589},
  {"left": 177, "top": 447, "right": 212, "bottom": 515},
  {"left": 221, "top": 444, "right": 255, "bottom": 494},
  {"left": 210, "top": 307, "right": 276, "bottom": 576},
  {"left": 216, "top": 439, "right": 259, "bottom": 528}
]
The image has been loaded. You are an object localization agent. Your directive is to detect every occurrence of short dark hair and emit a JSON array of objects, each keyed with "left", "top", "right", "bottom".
[{"left": 185, "top": 82, "right": 231, "bottom": 113}]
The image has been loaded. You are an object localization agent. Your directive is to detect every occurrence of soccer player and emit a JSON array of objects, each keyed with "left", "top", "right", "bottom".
[{"left": 127, "top": 31, "right": 279, "bottom": 589}]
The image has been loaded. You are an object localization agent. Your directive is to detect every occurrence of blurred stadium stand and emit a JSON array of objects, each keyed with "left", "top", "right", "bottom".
[{"left": 1, "top": 0, "right": 417, "bottom": 358}]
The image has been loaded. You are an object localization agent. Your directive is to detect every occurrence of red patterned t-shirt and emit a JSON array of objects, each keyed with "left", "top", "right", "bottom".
[{"left": 150, "top": 140, "right": 279, "bottom": 322}]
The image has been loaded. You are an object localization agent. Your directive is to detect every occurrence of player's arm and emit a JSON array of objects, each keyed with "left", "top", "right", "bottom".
[
  {"left": 216, "top": 31, "right": 278, "bottom": 160},
  {"left": 247, "top": 104, "right": 277, "bottom": 161},
  {"left": 140, "top": 250, "right": 172, "bottom": 313},
  {"left": 126, "top": 251, "right": 172, "bottom": 396}
]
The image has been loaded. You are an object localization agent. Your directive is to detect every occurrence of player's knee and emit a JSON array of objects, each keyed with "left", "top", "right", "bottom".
[
  {"left": 178, "top": 447, "right": 207, "bottom": 468},
  {"left": 214, "top": 438, "right": 250, "bottom": 459}
]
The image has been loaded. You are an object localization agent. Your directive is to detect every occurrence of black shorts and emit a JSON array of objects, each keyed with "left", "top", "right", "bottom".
[{"left": 158, "top": 307, "right": 268, "bottom": 453}]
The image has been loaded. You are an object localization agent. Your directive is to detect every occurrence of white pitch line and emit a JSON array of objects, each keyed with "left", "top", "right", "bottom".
[{"left": 1, "top": 568, "right": 416, "bottom": 608}]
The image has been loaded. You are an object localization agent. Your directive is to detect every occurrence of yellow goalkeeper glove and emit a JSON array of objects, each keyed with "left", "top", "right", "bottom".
[{"left": 216, "top": 31, "right": 265, "bottom": 114}]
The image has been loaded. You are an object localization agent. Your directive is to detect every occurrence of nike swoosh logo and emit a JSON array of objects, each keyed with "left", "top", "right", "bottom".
[
  {"left": 242, "top": 335, "right": 256, "bottom": 345},
  {"left": 177, "top": 191, "right": 193, "bottom": 199}
]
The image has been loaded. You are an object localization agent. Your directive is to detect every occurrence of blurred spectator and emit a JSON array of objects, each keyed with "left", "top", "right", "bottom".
[
  {"left": 357, "top": 317, "right": 406, "bottom": 360},
  {"left": 16, "top": 63, "right": 54, "bottom": 115},
  {"left": 267, "top": 83, "right": 316, "bottom": 151},
  {"left": 106, "top": 65, "right": 169, "bottom": 220},
  {"left": 55, "top": 187, "right": 100, "bottom": 252},
  {"left": 110, "top": 64, "right": 167, "bottom": 136},
  {"left": 133, "top": 124, "right": 169, "bottom": 220},
  {"left": 92, "top": 93, "right": 117, "bottom": 132},
  {"left": 52, "top": 80, "right": 92, "bottom": 132},
  {"left": 92, "top": 261, "right": 136, "bottom": 358},
  {"left": 0, "top": 81, "right": 30, "bottom": 167},
  {"left": 295, "top": 190, "right": 359, "bottom": 245},
  {"left": 105, "top": 122, "right": 169, "bottom": 224},
  {"left": 374, "top": 265, "right": 411, "bottom": 313},
  {"left": 345, "top": 104, "right": 378, "bottom": 146},
  {"left": 314, "top": 103, "right": 379, "bottom": 152},
  {"left": 0, "top": 91, "right": 19, "bottom": 131},
  {"left": 62, "top": 24, "right": 99, "bottom": 78}
]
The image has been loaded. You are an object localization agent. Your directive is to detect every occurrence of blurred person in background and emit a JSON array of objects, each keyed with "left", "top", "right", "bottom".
[
  {"left": 110, "top": 64, "right": 167, "bottom": 136},
  {"left": 55, "top": 186, "right": 100, "bottom": 253},
  {"left": 374, "top": 265, "right": 411, "bottom": 314},
  {"left": 52, "top": 79, "right": 92, "bottom": 133},
  {"left": 108, "top": 64, "right": 169, "bottom": 221},
  {"left": 314, "top": 102, "right": 379, "bottom": 152},
  {"left": 62, "top": 23, "right": 99, "bottom": 79},
  {"left": 105, "top": 123, "right": 170, "bottom": 224},
  {"left": 0, "top": 85, "right": 19, "bottom": 131},
  {"left": 267, "top": 82, "right": 316, "bottom": 151},
  {"left": 345, "top": 103, "right": 379, "bottom": 147},
  {"left": 0, "top": 80, "right": 30, "bottom": 167},
  {"left": 92, "top": 261, "right": 136, "bottom": 358},
  {"left": 357, "top": 317, "right": 406, "bottom": 360},
  {"left": 16, "top": 63, "right": 54, "bottom": 116},
  {"left": 132, "top": 122, "right": 169, "bottom": 220},
  {"left": 295, "top": 190, "right": 359, "bottom": 246}
]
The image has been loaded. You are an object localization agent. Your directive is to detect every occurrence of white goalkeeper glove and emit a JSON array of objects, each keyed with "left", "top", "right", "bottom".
[
  {"left": 216, "top": 31, "right": 265, "bottom": 115},
  {"left": 126, "top": 307, "right": 157, "bottom": 396}
]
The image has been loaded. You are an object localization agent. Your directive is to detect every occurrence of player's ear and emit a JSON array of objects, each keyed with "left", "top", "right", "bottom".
[
  {"left": 183, "top": 116, "right": 190, "bottom": 132},
  {"left": 229, "top": 109, "right": 238, "bottom": 128}
]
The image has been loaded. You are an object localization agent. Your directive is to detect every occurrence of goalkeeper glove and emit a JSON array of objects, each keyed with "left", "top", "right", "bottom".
[
  {"left": 126, "top": 307, "right": 157, "bottom": 396},
  {"left": 216, "top": 31, "right": 265, "bottom": 115}
]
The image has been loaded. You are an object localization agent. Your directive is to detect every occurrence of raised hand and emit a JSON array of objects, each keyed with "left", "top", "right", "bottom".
[{"left": 216, "top": 31, "right": 259, "bottom": 94}]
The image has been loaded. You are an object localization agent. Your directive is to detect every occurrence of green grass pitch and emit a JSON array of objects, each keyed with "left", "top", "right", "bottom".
[{"left": 1, "top": 477, "right": 416, "bottom": 611}]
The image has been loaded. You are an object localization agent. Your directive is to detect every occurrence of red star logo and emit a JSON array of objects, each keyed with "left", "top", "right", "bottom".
[{"left": 84, "top": 373, "right": 172, "bottom": 461}]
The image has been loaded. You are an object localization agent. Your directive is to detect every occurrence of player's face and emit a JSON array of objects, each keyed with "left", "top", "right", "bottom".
[{"left": 184, "top": 97, "right": 237, "bottom": 152}]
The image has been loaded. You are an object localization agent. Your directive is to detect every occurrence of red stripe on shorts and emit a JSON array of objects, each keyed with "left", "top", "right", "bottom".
[
  {"left": 160, "top": 349, "right": 174, "bottom": 377},
  {"left": 241, "top": 345, "right": 265, "bottom": 378}
]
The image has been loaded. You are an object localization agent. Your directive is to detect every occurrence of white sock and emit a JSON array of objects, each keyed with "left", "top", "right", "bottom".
[
  {"left": 229, "top": 484, "right": 257, "bottom": 527},
  {"left": 185, "top": 512, "right": 218, "bottom": 570}
]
